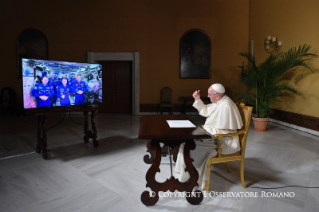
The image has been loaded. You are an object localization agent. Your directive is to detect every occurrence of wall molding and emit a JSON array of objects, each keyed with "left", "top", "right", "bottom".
[{"left": 87, "top": 52, "right": 140, "bottom": 115}]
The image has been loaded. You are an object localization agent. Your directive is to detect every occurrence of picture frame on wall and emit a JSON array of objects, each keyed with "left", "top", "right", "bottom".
[
  {"left": 16, "top": 28, "right": 48, "bottom": 79},
  {"left": 180, "top": 29, "right": 211, "bottom": 79}
]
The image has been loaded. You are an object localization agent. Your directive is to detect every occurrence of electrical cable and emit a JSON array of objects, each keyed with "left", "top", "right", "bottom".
[
  {"left": 46, "top": 113, "right": 66, "bottom": 132},
  {"left": 69, "top": 112, "right": 85, "bottom": 125}
]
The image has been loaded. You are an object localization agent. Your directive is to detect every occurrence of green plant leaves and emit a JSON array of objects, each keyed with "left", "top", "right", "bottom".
[{"left": 238, "top": 44, "right": 317, "bottom": 118}]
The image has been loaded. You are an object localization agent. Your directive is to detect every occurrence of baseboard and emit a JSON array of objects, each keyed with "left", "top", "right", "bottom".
[
  {"left": 269, "top": 118, "right": 319, "bottom": 136},
  {"left": 269, "top": 109, "right": 319, "bottom": 136},
  {"left": 270, "top": 109, "right": 319, "bottom": 131},
  {"left": 139, "top": 104, "right": 158, "bottom": 113}
]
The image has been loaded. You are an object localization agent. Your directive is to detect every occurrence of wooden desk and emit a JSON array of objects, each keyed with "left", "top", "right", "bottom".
[
  {"left": 178, "top": 96, "right": 210, "bottom": 114},
  {"left": 138, "top": 115, "right": 211, "bottom": 206}
]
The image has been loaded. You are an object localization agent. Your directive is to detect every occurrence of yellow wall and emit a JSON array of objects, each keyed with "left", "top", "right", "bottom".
[
  {"left": 0, "top": 0, "right": 249, "bottom": 106},
  {"left": 250, "top": 0, "right": 319, "bottom": 117}
]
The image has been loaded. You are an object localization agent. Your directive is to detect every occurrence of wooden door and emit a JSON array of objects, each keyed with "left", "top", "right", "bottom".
[{"left": 99, "top": 61, "right": 132, "bottom": 113}]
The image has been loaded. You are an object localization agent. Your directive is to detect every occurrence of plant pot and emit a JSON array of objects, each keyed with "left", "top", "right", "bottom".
[{"left": 252, "top": 117, "right": 269, "bottom": 132}]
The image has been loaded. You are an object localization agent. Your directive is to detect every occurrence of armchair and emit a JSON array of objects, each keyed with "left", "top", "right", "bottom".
[{"left": 205, "top": 103, "right": 252, "bottom": 191}]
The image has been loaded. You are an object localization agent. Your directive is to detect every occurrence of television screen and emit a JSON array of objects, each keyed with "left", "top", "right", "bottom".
[{"left": 22, "top": 58, "right": 102, "bottom": 109}]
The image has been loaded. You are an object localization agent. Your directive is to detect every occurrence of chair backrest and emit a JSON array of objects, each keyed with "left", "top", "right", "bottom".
[
  {"left": 236, "top": 103, "right": 253, "bottom": 156},
  {"left": 160, "top": 87, "right": 172, "bottom": 104},
  {"left": 0, "top": 87, "right": 17, "bottom": 106}
]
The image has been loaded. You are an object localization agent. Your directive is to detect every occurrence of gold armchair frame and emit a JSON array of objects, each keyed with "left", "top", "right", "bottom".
[{"left": 205, "top": 103, "right": 253, "bottom": 192}]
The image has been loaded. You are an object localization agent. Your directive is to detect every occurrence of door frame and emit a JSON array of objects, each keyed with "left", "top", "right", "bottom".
[{"left": 87, "top": 52, "right": 140, "bottom": 115}]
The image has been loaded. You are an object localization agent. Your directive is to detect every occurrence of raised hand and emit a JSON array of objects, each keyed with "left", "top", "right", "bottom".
[{"left": 193, "top": 90, "right": 200, "bottom": 100}]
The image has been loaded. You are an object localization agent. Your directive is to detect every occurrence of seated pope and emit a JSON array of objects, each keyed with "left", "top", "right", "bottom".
[{"left": 175, "top": 83, "right": 243, "bottom": 190}]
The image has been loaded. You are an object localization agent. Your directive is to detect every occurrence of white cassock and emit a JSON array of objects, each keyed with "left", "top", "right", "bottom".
[{"left": 175, "top": 95, "right": 243, "bottom": 190}]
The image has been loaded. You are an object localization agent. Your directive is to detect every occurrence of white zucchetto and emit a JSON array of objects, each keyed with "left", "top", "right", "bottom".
[{"left": 211, "top": 83, "right": 225, "bottom": 93}]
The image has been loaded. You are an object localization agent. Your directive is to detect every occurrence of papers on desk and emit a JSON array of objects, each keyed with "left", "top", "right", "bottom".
[{"left": 166, "top": 120, "right": 196, "bottom": 128}]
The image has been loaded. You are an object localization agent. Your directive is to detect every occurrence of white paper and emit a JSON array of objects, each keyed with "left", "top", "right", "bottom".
[{"left": 166, "top": 120, "right": 196, "bottom": 128}]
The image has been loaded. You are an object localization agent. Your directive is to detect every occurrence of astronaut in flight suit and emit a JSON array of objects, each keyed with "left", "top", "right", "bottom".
[
  {"left": 58, "top": 72, "right": 68, "bottom": 86},
  {"left": 68, "top": 73, "right": 77, "bottom": 105},
  {"left": 49, "top": 73, "right": 59, "bottom": 106},
  {"left": 68, "top": 73, "right": 77, "bottom": 86},
  {"left": 57, "top": 78, "right": 73, "bottom": 106},
  {"left": 32, "top": 76, "right": 54, "bottom": 108},
  {"left": 72, "top": 74, "right": 87, "bottom": 105}
]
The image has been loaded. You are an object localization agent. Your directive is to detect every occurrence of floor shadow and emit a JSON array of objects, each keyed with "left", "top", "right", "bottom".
[
  {"left": 42, "top": 135, "right": 145, "bottom": 162},
  {"left": 207, "top": 157, "right": 281, "bottom": 192}
]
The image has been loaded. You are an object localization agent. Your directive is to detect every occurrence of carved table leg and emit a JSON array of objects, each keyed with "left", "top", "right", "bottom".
[
  {"left": 143, "top": 140, "right": 156, "bottom": 164},
  {"left": 36, "top": 115, "right": 48, "bottom": 159},
  {"left": 36, "top": 116, "right": 42, "bottom": 153},
  {"left": 83, "top": 111, "right": 89, "bottom": 143},
  {"left": 91, "top": 110, "right": 99, "bottom": 148},
  {"left": 141, "top": 140, "right": 161, "bottom": 206},
  {"left": 141, "top": 140, "right": 203, "bottom": 206},
  {"left": 83, "top": 110, "right": 99, "bottom": 148},
  {"left": 41, "top": 115, "right": 48, "bottom": 159},
  {"left": 183, "top": 140, "right": 203, "bottom": 204}
]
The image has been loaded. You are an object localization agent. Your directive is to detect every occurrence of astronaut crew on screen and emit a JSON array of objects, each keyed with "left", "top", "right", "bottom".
[
  {"left": 32, "top": 76, "right": 54, "bottom": 107},
  {"left": 57, "top": 78, "right": 72, "bottom": 106},
  {"left": 32, "top": 73, "right": 87, "bottom": 108},
  {"left": 68, "top": 73, "right": 77, "bottom": 87},
  {"left": 48, "top": 73, "right": 59, "bottom": 106},
  {"left": 73, "top": 74, "right": 87, "bottom": 105}
]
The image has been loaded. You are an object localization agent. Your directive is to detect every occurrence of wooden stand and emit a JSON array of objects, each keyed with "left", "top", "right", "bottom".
[
  {"left": 83, "top": 110, "right": 98, "bottom": 147},
  {"left": 35, "top": 107, "right": 98, "bottom": 159}
]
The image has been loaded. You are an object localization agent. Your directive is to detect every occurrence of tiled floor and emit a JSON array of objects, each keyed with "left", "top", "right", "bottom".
[{"left": 0, "top": 113, "right": 319, "bottom": 212}]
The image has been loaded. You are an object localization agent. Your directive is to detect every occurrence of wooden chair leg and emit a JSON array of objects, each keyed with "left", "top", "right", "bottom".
[
  {"left": 226, "top": 162, "right": 231, "bottom": 173},
  {"left": 240, "top": 160, "right": 246, "bottom": 188},
  {"left": 206, "top": 162, "right": 211, "bottom": 192}
]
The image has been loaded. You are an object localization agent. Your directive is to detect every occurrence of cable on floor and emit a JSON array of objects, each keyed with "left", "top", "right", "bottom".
[
  {"left": 69, "top": 112, "right": 85, "bottom": 125},
  {"left": 46, "top": 113, "right": 66, "bottom": 132},
  {"left": 250, "top": 185, "right": 319, "bottom": 189}
]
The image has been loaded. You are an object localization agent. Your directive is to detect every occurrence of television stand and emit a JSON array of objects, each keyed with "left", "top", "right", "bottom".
[{"left": 34, "top": 107, "right": 98, "bottom": 159}]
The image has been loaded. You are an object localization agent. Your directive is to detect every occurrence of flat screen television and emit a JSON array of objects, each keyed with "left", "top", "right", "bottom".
[{"left": 22, "top": 58, "right": 102, "bottom": 109}]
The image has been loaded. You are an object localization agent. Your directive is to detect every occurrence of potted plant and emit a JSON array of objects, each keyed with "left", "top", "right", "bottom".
[{"left": 238, "top": 44, "right": 317, "bottom": 131}]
